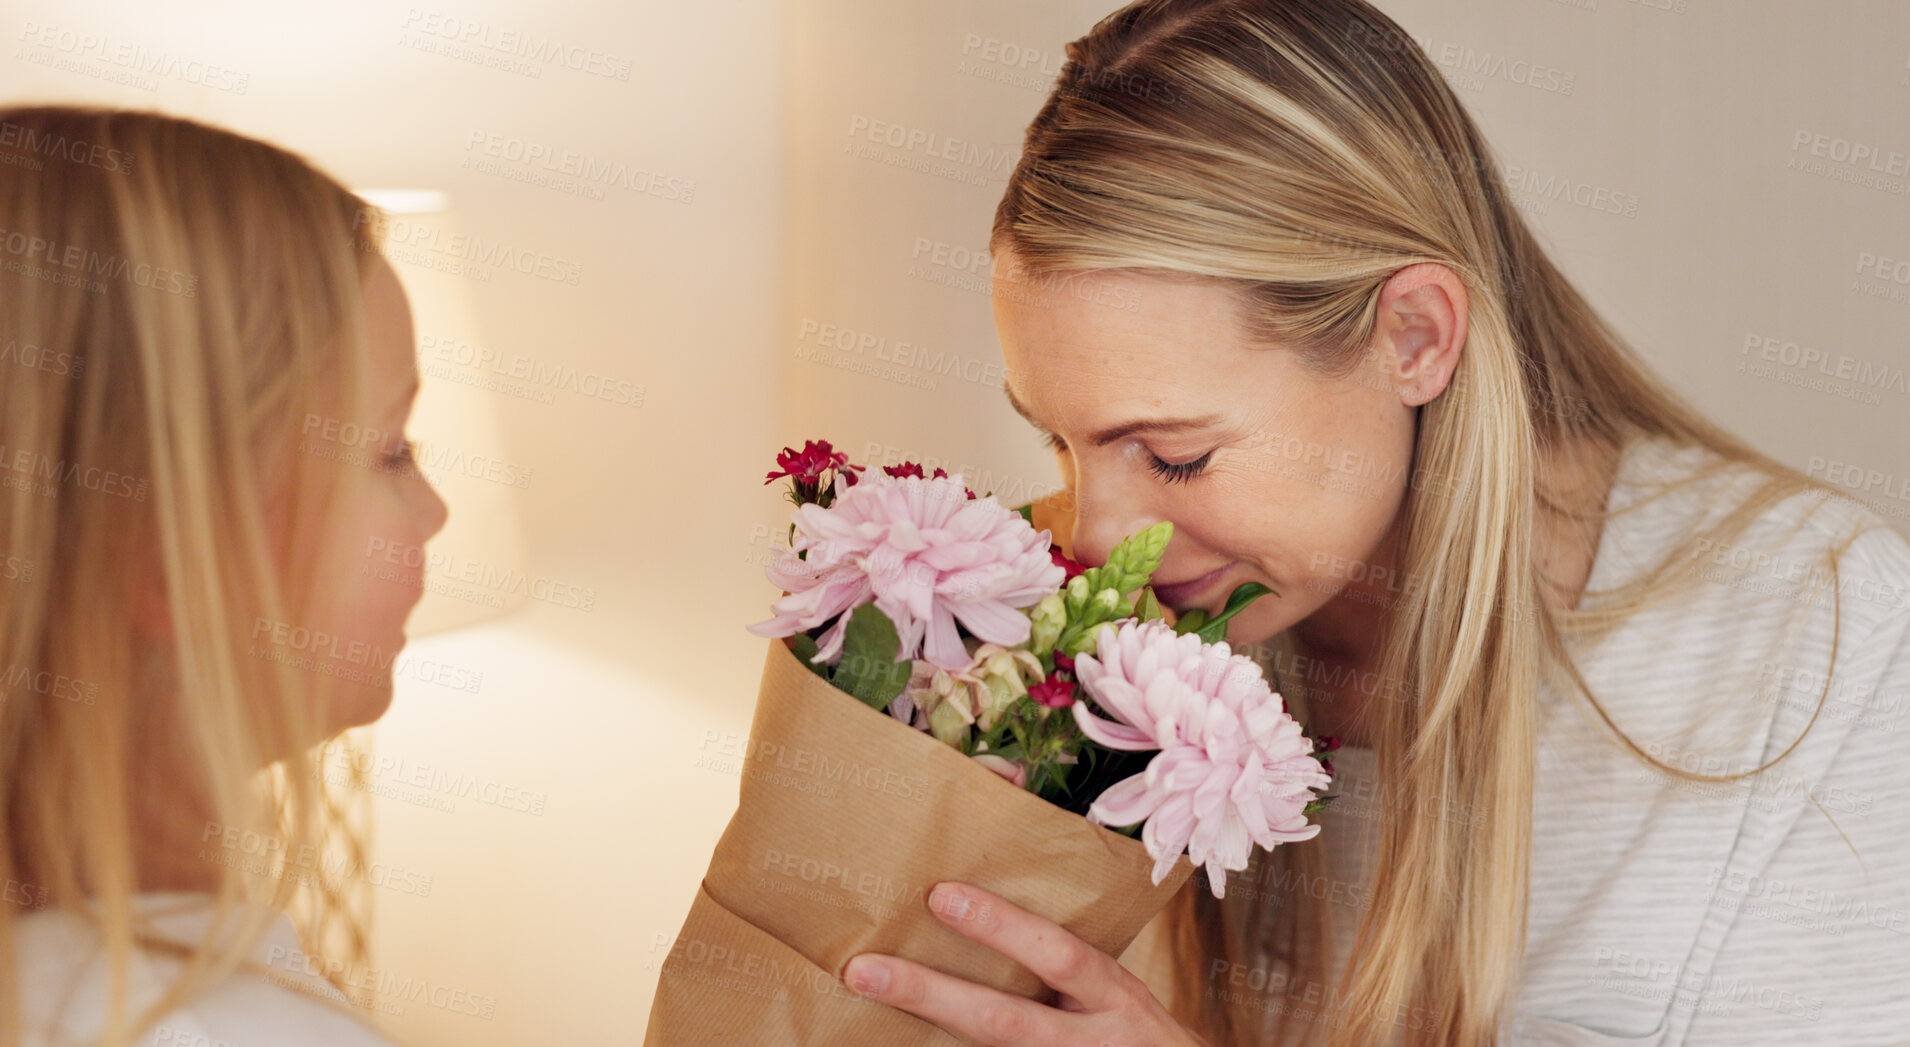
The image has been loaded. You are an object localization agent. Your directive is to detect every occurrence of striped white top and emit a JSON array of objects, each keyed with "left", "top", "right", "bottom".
[
  {"left": 1125, "top": 435, "right": 1910, "bottom": 1046},
  {"left": 15, "top": 893, "right": 397, "bottom": 1046}
]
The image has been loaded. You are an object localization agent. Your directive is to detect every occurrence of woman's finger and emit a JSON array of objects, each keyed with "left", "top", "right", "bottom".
[
  {"left": 843, "top": 950, "right": 1071, "bottom": 1047},
  {"left": 924, "top": 881, "right": 1131, "bottom": 1013}
]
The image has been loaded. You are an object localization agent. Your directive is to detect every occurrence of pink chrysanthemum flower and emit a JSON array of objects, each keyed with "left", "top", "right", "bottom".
[
  {"left": 746, "top": 470, "right": 1064, "bottom": 671},
  {"left": 1071, "top": 618, "right": 1333, "bottom": 898}
]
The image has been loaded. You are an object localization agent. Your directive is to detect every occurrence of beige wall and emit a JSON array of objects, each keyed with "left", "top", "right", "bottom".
[
  {"left": 3, "top": 2, "right": 787, "bottom": 1043},
  {"left": 4, "top": 0, "right": 1904, "bottom": 1043},
  {"left": 783, "top": 0, "right": 1910, "bottom": 545}
]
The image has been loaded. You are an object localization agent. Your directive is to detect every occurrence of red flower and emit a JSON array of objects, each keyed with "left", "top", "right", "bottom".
[
  {"left": 1029, "top": 672, "right": 1076, "bottom": 708},
  {"left": 1315, "top": 735, "right": 1341, "bottom": 777},
  {"left": 882, "top": 461, "right": 944, "bottom": 480},
  {"left": 1049, "top": 545, "right": 1087, "bottom": 581},
  {"left": 1052, "top": 650, "right": 1075, "bottom": 674},
  {"left": 881, "top": 461, "right": 978, "bottom": 499},
  {"left": 765, "top": 439, "right": 866, "bottom": 506},
  {"left": 765, "top": 439, "right": 864, "bottom": 486}
]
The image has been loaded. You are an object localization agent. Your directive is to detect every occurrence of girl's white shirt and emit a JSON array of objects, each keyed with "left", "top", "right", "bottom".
[
  {"left": 15, "top": 892, "right": 398, "bottom": 1046},
  {"left": 1123, "top": 434, "right": 1910, "bottom": 1046}
]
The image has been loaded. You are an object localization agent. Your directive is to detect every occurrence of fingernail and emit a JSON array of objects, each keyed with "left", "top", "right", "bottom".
[
  {"left": 845, "top": 955, "right": 889, "bottom": 996},
  {"left": 930, "top": 883, "right": 970, "bottom": 920}
]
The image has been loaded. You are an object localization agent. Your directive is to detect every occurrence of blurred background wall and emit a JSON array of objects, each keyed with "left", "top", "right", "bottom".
[{"left": 3, "top": 0, "right": 1905, "bottom": 1042}]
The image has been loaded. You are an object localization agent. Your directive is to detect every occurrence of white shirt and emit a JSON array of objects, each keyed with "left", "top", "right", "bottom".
[
  {"left": 15, "top": 892, "right": 397, "bottom": 1047},
  {"left": 1124, "top": 435, "right": 1910, "bottom": 1046}
]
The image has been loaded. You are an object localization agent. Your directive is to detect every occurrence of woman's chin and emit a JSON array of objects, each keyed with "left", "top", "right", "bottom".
[{"left": 326, "top": 678, "right": 396, "bottom": 735}]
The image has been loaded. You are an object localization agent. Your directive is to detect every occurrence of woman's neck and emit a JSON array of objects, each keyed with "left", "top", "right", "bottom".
[
  {"left": 1288, "top": 509, "right": 1404, "bottom": 671},
  {"left": 130, "top": 750, "right": 223, "bottom": 895},
  {"left": 1285, "top": 432, "right": 1623, "bottom": 745}
]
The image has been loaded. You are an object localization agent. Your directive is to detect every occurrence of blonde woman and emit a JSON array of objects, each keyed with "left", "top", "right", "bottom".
[
  {"left": 0, "top": 107, "right": 446, "bottom": 1045},
  {"left": 832, "top": 2, "right": 1910, "bottom": 1045}
]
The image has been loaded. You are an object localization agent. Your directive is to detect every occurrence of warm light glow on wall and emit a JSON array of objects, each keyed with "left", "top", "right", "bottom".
[{"left": 357, "top": 188, "right": 531, "bottom": 636}]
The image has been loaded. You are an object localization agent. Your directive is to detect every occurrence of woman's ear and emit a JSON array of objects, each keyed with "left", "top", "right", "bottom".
[{"left": 1375, "top": 263, "right": 1469, "bottom": 407}]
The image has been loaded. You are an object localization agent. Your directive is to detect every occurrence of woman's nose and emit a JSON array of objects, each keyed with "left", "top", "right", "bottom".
[
  {"left": 1066, "top": 481, "right": 1158, "bottom": 572},
  {"left": 422, "top": 480, "right": 451, "bottom": 540}
]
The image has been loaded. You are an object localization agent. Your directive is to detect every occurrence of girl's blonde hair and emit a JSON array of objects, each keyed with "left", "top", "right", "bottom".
[
  {"left": 992, "top": 2, "right": 1875, "bottom": 1043},
  {"left": 0, "top": 106, "right": 390, "bottom": 1045}
]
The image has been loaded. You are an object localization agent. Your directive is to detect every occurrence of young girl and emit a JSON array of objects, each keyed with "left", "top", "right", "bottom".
[
  {"left": 828, "top": 2, "right": 1910, "bottom": 1045},
  {"left": 0, "top": 106, "right": 447, "bottom": 1046}
]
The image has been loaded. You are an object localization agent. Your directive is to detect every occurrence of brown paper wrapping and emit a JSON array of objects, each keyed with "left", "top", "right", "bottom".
[{"left": 644, "top": 493, "right": 1195, "bottom": 1046}]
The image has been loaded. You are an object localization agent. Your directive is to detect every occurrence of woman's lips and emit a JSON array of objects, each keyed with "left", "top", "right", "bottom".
[{"left": 1151, "top": 564, "right": 1230, "bottom": 608}]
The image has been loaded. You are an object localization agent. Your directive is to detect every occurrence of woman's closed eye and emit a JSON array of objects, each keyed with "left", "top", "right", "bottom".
[
  {"left": 386, "top": 437, "right": 419, "bottom": 469},
  {"left": 1041, "top": 431, "right": 1213, "bottom": 485}
]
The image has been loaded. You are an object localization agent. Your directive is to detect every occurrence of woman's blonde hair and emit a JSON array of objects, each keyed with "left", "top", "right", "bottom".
[
  {"left": 0, "top": 106, "right": 391, "bottom": 1045},
  {"left": 992, "top": 2, "right": 1876, "bottom": 1043}
]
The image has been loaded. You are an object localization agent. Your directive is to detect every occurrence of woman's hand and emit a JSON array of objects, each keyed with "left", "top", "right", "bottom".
[{"left": 840, "top": 881, "right": 1211, "bottom": 1047}]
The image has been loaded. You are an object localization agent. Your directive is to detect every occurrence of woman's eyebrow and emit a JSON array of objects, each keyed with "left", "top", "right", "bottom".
[{"left": 1003, "top": 384, "right": 1222, "bottom": 448}]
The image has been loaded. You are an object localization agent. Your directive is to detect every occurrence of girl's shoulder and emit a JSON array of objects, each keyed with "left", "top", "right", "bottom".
[{"left": 15, "top": 894, "right": 398, "bottom": 1047}]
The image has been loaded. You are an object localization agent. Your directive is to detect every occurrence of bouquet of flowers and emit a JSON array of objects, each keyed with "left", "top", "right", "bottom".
[{"left": 642, "top": 440, "right": 1336, "bottom": 1047}]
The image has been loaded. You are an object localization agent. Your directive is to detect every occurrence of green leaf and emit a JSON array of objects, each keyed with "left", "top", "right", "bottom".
[
  {"left": 1219, "top": 580, "right": 1276, "bottom": 616},
  {"left": 789, "top": 633, "right": 828, "bottom": 680},
  {"left": 1014, "top": 502, "right": 1034, "bottom": 524},
  {"left": 831, "top": 603, "right": 914, "bottom": 711},
  {"left": 1039, "top": 763, "right": 1076, "bottom": 799},
  {"left": 1172, "top": 608, "right": 1210, "bottom": 636},
  {"left": 1134, "top": 587, "right": 1163, "bottom": 622},
  {"left": 1195, "top": 582, "right": 1275, "bottom": 644}
]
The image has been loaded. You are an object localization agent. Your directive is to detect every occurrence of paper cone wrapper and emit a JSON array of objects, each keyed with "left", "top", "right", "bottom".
[{"left": 643, "top": 628, "right": 1196, "bottom": 1046}]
